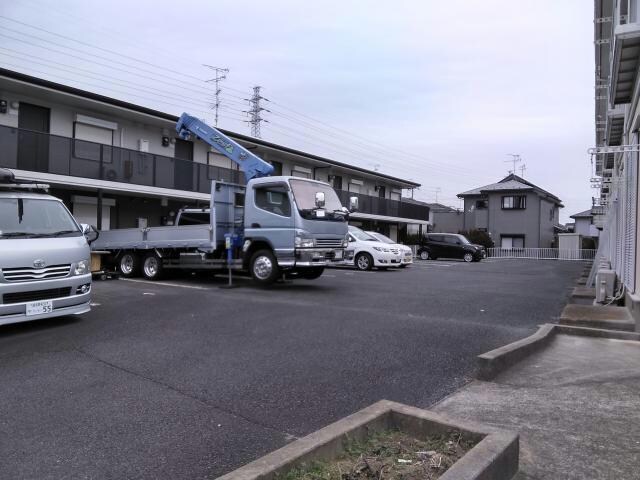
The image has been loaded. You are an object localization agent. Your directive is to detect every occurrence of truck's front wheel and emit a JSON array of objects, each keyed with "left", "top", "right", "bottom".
[
  {"left": 119, "top": 252, "right": 140, "bottom": 277},
  {"left": 250, "top": 249, "right": 280, "bottom": 286},
  {"left": 142, "top": 253, "right": 164, "bottom": 280}
]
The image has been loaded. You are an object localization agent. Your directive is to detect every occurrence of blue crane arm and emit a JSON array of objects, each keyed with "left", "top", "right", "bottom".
[{"left": 176, "top": 113, "right": 274, "bottom": 182}]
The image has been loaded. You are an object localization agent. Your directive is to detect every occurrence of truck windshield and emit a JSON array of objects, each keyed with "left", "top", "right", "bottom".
[
  {"left": 289, "top": 179, "right": 345, "bottom": 221},
  {"left": 0, "top": 198, "right": 81, "bottom": 239}
]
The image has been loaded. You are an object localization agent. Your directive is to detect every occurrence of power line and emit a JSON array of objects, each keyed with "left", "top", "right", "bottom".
[
  {"left": 0, "top": 27, "right": 220, "bottom": 96},
  {"left": 0, "top": 9, "right": 257, "bottom": 96},
  {"left": 0, "top": 48, "right": 213, "bottom": 108},
  {"left": 0, "top": 60, "right": 223, "bottom": 121}
]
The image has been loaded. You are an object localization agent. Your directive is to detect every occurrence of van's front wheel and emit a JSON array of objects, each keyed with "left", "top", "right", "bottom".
[{"left": 250, "top": 249, "right": 280, "bottom": 286}]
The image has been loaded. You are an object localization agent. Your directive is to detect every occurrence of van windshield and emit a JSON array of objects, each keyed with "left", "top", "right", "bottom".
[{"left": 0, "top": 198, "right": 81, "bottom": 239}]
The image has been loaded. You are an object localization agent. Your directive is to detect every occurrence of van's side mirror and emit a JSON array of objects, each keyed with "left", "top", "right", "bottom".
[
  {"left": 315, "top": 191, "right": 325, "bottom": 208},
  {"left": 81, "top": 224, "right": 99, "bottom": 245},
  {"left": 349, "top": 196, "right": 359, "bottom": 212}
]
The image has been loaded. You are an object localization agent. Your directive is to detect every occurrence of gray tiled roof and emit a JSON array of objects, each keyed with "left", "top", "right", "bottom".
[
  {"left": 457, "top": 174, "right": 562, "bottom": 205},
  {"left": 570, "top": 209, "right": 594, "bottom": 219},
  {"left": 458, "top": 179, "right": 532, "bottom": 196}
]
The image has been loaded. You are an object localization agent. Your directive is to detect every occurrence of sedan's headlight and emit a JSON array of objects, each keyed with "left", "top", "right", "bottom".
[
  {"left": 75, "top": 259, "right": 90, "bottom": 275},
  {"left": 372, "top": 246, "right": 389, "bottom": 252},
  {"left": 295, "top": 235, "right": 315, "bottom": 248}
]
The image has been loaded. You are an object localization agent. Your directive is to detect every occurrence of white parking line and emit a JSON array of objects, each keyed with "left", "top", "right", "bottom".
[{"left": 120, "top": 278, "right": 211, "bottom": 290}]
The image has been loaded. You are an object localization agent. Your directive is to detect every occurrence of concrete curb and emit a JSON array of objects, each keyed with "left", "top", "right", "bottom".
[
  {"left": 216, "top": 400, "right": 519, "bottom": 480},
  {"left": 477, "top": 324, "right": 555, "bottom": 381},
  {"left": 476, "top": 323, "right": 640, "bottom": 381}
]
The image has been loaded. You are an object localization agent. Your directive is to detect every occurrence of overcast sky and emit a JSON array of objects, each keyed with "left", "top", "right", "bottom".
[{"left": 1, "top": 0, "right": 594, "bottom": 221}]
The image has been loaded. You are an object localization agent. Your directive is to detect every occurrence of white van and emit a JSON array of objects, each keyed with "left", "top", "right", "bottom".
[{"left": 0, "top": 169, "right": 96, "bottom": 326}]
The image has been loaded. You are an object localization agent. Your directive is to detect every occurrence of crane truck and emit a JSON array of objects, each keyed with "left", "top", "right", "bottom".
[{"left": 91, "top": 114, "right": 355, "bottom": 285}]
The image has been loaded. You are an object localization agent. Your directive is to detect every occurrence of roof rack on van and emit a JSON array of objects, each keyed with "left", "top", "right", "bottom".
[{"left": 0, "top": 168, "right": 50, "bottom": 192}]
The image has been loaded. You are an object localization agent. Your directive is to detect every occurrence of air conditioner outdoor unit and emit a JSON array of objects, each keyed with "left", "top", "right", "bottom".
[{"left": 595, "top": 269, "right": 616, "bottom": 303}]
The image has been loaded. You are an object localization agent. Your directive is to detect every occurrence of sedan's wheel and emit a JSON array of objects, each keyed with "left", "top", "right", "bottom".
[
  {"left": 419, "top": 250, "right": 430, "bottom": 261},
  {"left": 355, "top": 252, "right": 373, "bottom": 271},
  {"left": 250, "top": 249, "right": 280, "bottom": 285},
  {"left": 119, "top": 252, "right": 140, "bottom": 277},
  {"left": 142, "top": 253, "right": 164, "bottom": 280},
  {"left": 463, "top": 252, "right": 474, "bottom": 263}
]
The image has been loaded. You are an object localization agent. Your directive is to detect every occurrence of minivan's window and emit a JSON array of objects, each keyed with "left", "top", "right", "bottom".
[
  {"left": 453, "top": 234, "right": 471, "bottom": 244},
  {"left": 0, "top": 198, "right": 81, "bottom": 239}
]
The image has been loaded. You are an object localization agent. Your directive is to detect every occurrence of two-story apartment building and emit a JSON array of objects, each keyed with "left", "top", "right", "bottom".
[
  {"left": 457, "top": 174, "right": 564, "bottom": 248},
  {"left": 0, "top": 68, "right": 429, "bottom": 241},
  {"left": 591, "top": 0, "right": 640, "bottom": 308}
]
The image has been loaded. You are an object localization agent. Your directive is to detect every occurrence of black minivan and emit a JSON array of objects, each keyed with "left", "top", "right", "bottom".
[{"left": 417, "top": 233, "right": 486, "bottom": 262}]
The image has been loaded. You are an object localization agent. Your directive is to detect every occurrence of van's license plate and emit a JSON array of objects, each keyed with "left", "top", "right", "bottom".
[{"left": 26, "top": 300, "right": 53, "bottom": 316}]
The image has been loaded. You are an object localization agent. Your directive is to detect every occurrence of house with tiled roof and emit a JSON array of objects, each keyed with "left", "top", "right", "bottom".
[
  {"left": 457, "top": 174, "right": 564, "bottom": 248},
  {"left": 570, "top": 208, "right": 599, "bottom": 238}
]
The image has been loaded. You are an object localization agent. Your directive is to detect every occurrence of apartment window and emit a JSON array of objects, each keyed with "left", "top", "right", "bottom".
[
  {"left": 73, "top": 121, "right": 114, "bottom": 162},
  {"left": 501, "top": 195, "right": 526, "bottom": 209},
  {"left": 501, "top": 235, "right": 525, "bottom": 248},
  {"left": 329, "top": 175, "right": 343, "bottom": 190},
  {"left": 475, "top": 199, "right": 488, "bottom": 209}
]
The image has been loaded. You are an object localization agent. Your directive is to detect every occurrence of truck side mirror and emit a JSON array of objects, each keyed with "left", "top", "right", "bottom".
[
  {"left": 81, "top": 224, "right": 99, "bottom": 245},
  {"left": 349, "top": 196, "right": 359, "bottom": 212},
  {"left": 315, "top": 191, "right": 325, "bottom": 208}
]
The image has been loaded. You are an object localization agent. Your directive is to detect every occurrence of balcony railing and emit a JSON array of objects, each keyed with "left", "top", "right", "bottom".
[
  {"left": 335, "top": 190, "right": 429, "bottom": 222},
  {"left": 0, "top": 125, "right": 242, "bottom": 194},
  {"left": 0, "top": 125, "right": 429, "bottom": 221}
]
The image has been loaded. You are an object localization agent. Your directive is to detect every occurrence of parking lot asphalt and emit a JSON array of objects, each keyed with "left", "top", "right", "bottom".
[{"left": 0, "top": 259, "right": 584, "bottom": 479}]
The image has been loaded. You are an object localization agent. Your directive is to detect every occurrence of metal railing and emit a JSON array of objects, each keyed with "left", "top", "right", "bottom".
[
  {"left": 0, "top": 125, "right": 242, "bottom": 194},
  {"left": 0, "top": 124, "right": 430, "bottom": 221},
  {"left": 487, "top": 248, "right": 597, "bottom": 261},
  {"left": 335, "top": 190, "right": 429, "bottom": 221}
]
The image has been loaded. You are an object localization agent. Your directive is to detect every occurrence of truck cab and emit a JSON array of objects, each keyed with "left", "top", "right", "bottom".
[
  {"left": 242, "top": 176, "right": 349, "bottom": 283},
  {"left": 0, "top": 168, "right": 94, "bottom": 326}
]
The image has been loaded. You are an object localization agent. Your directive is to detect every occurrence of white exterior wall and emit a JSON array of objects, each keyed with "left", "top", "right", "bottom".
[{"left": 574, "top": 218, "right": 593, "bottom": 237}]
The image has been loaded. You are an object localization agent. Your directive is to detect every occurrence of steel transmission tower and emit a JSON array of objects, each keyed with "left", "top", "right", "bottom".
[
  {"left": 203, "top": 65, "right": 229, "bottom": 126},
  {"left": 244, "top": 86, "right": 269, "bottom": 138}
]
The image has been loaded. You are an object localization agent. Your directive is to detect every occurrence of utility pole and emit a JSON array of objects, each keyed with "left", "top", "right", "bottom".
[
  {"left": 203, "top": 65, "right": 229, "bottom": 127},
  {"left": 435, "top": 187, "right": 442, "bottom": 204},
  {"left": 505, "top": 154, "right": 522, "bottom": 174},
  {"left": 244, "top": 86, "right": 269, "bottom": 138}
]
